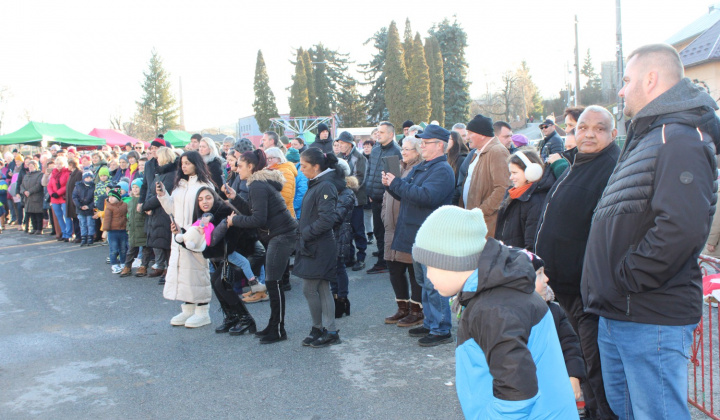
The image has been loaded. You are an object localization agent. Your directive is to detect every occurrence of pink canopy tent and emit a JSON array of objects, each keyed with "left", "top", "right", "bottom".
[{"left": 88, "top": 128, "right": 148, "bottom": 148}]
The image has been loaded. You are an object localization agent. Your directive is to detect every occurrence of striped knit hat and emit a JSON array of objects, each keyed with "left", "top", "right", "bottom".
[{"left": 412, "top": 206, "right": 488, "bottom": 271}]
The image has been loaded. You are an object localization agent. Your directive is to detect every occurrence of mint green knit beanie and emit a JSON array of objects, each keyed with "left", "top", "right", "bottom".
[{"left": 412, "top": 205, "right": 488, "bottom": 271}]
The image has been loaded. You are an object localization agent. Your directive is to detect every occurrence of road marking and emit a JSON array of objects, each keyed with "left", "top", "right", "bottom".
[
  {"left": 0, "top": 246, "right": 95, "bottom": 264},
  {"left": 0, "top": 240, "right": 59, "bottom": 250}
]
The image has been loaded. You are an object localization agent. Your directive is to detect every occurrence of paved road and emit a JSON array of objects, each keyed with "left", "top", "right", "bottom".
[{"left": 0, "top": 229, "right": 463, "bottom": 420}]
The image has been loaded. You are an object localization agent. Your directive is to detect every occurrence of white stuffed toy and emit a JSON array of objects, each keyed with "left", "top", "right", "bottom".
[{"left": 175, "top": 213, "right": 214, "bottom": 252}]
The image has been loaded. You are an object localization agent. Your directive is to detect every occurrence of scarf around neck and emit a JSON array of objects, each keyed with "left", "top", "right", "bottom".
[{"left": 508, "top": 183, "right": 533, "bottom": 200}]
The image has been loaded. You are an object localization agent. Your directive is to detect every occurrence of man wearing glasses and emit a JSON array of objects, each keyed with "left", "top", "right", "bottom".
[
  {"left": 133, "top": 142, "right": 145, "bottom": 155},
  {"left": 538, "top": 119, "right": 564, "bottom": 161},
  {"left": 382, "top": 124, "right": 455, "bottom": 346},
  {"left": 458, "top": 114, "right": 510, "bottom": 238}
]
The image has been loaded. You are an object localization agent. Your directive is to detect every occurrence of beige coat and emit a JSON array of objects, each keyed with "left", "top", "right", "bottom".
[
  {"left": 159, "top": 176, "right": 213, "bottom": 303},
  {"left": 458, "top": 138, "right": 510, "bottom": 238},
  {"left": 381, "top": 157, "right": 421, "bottom": 264}
]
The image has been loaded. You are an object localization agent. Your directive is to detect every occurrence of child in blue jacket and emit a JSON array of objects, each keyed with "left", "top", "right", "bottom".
[{"left": 412, "top": 206, "right": 578, "bottom": 420}]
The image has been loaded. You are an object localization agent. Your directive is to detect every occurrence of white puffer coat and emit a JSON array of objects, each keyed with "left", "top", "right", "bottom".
[{"left": 159, "top": 175, "right": 213, "bottom": 303}]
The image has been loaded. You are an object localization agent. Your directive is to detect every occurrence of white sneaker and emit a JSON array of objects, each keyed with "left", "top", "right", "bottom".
[
  {"left": 111, "top": 264, "right": 123, "bottom": 274},
  {"left": 185, "top": 304, "right": 211, "bottom": 328},
  {"left": 170, "top": 303, "right": 196, "bottom": 326},
  {"left": 132, "top": 258, "right": 142, "bottom": 268}
]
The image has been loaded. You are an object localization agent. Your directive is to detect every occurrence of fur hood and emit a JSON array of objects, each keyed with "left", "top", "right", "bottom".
[
  {"left": 345, "top": 175, "right": 359, "bottom": 192},
  {"left": 247, "top": 168, "right": 286, "bottom": 190}
]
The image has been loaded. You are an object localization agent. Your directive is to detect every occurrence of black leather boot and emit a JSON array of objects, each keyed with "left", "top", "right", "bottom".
[
  {"left": 229, "top": 315, "right": 257, "bottom": 335},
  {"left": 257, "top": 281, "right": 286, "bottom": 344},
  {"left": 215, "top": 302, "right": 240, "bottom": 334}
]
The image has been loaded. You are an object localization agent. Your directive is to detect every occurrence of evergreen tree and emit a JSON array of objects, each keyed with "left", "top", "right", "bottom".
[
  {"left": 252, "top": 49, "right": 279, "bottom": 133},
  {"left": 359, "top": 27, "right": 389, "bottom": 125},
  {"left": 289, "top": 48, "right": 309, "bottom": 117},
  {"left": 515, "top": 61, "right": 543, "bottom": 120},
  {"left": 430, "top": 18, "right": 471, "bottom": 127},
  {"left": 312, "top": 45, "right": 332, "bottom": 116},
  {"left": 425, "top": 36, "right": 445, "bottom": 126},
  {"left": 323, "top": 47, "right": 352, "bottom": 112},
  {"left": 407, "top": 32, "right": 431, "bottom": 124},
  {"left": 403, "top": 18, "right": 413, "bottom": 70},
  {"left": 385, "top": 21, "right": 410, "bottom": 129},
  {"left": 136, "top": 49, "right": 178, "bottom": 135},
  {"left": 302, "top": 49, "right": 316, "bottom": 115},
  {"left": 580, "top": 49, "right": 603, "bottom": 105},
  {"left": 337, "top": 78, "right": 366, "bottom": 128}
]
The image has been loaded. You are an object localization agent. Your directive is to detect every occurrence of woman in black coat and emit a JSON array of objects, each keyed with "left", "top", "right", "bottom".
[
  {"left": 226, "top": 149, "right": 298, "bottom": 345},
  {"left": 19, "top": 160, "right": 44, "bottom": 234},
  {"left": 198, "top": 137, "right": 225, "bottom": 198},
  {"left": 142, "top": 147, "right": 177, "bottom": 283},
  {"left": 494, "top": 149, "right": 555, "bottom": 252},
  {"left": 293, "top": 148, "right": 344, "bottom": 348}
]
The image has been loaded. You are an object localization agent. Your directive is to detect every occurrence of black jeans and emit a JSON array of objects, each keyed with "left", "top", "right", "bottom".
[
  {"left": 371, "top": 199, "right": 385, "bottom": 266},
  {"left": 29, "top": 212, "right": 43, "bottom": 232},
  {"left": 350, "top": 206, "right": 367, "bottom": 262},
  {"left": 210, "top": 261, "right": 250, "bottom": 317},
  {"left": 265, "top": 231, "right": 297, "bottom": 329},
  {"left": 555, "top": 292, "right": 617, "bottom": 420},
  {"left": 387, "top": 260, "right": 421, "bottom": 302}
]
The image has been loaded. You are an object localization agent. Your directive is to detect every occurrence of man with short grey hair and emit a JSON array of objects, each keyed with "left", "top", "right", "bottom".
[
  {"left": 451, "top": 123, "right": 468, "bottom": 146},
  {"left": 221, "top": 136, "right": 235, "bottom": 159},
  {"left": 584, "top": 43, "right": 720, "bottom": 420}
]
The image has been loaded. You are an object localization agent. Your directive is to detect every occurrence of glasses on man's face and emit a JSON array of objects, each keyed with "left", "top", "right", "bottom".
[
  {"left": 539, "top": 125, "right": 548, "bottom": 130},
  {"left": 134, "top": 146, "right": 142, "bottom": 150},
  {"left": 420, "top": 140, "right": 440, "bottom": 147}
]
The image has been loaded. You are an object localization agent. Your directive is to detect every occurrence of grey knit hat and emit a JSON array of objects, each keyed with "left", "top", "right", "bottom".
[
  {"left": 412, "top": 206, "right": 488, "bottom": 271},
  {"left": 234, "top": 138, "right": 254, "bottom": 153}
]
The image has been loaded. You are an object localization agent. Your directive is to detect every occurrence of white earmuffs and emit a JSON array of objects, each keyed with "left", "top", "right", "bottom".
[{"left": 515, "top": 151, "right": 543, "bottom": 182}]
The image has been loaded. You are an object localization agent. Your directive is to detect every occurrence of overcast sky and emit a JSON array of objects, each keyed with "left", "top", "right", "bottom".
[{"left": 0, "top": 0, "right": 715, "bottom": 134}]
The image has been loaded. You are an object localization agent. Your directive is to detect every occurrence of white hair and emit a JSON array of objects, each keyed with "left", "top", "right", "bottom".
[
  {"left": 580, "top": 105, "right": 616, "bottom": 129},
  {"left": 200, "top": 137, "right": 220, "bottom": 163},
  {"left": 264, "top": 147, "right": 287, "bottom": 163}
]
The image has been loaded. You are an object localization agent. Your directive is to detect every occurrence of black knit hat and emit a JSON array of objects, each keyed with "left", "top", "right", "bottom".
[
  {"left": 402, "top": 120, "right": 414, "bottom": 129},
  {"left": 467, "top": 114, "right": 494, "bottom": 137},
  {"left": 234, "top": 138, "right": 254, "bottom": 154},
  {"left": 317, "top": 123, "right": 329, "bottom": 134}
]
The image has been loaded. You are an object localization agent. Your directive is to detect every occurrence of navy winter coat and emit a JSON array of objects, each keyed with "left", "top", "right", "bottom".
[
  {"left": 72, "top": 181, "right": 96, "bottom": 216},
  {"left": 387, "top": 155, "right": 455, "bottom": 253},
  {"left": 366, "top": 141, "right": 402, "bottom": 201}
]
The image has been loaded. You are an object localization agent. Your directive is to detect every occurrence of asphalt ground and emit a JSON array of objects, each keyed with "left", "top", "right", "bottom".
[{"left": 0, "top": 227, "right": 463, "bottom": 419}]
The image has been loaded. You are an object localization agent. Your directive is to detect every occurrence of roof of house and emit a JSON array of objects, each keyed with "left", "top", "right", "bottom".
[
  {"left": 679, "top": 19, "right": 720, "bottom": 67},
  {"left": 667, "top": 4, "right": 720, "bottom": 46}
]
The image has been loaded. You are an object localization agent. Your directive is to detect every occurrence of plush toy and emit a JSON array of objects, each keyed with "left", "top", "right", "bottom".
[{"left": 175, "top": 213, "right": 214, "bottom": 252}]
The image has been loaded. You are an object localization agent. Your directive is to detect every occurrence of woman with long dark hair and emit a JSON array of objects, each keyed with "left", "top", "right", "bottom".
[
  {"left": 157, "top": 151, "right": 216, "bottom": 328},
  {"left": 192, "top": 186, "right": 259, "bottom": 336},
  {"left": 226, "top": 149, "right": 298, "bottom": 344},
  {"left": 446, "top": 130, "right": 469, "bottom": 183},
  {"left": 294, "top": 148, "right": 345, "bottom": 347}
]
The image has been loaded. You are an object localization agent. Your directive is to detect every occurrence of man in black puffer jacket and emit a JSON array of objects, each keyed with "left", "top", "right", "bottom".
[
  {"left": 534, "top": 105, "right": 620, "bottom": 420},
  {"left": 365, "top": 122, "right": 401, "bottom": 274},
  {"left": 583, "top": 44, "right": 720, "bottom": 420}
]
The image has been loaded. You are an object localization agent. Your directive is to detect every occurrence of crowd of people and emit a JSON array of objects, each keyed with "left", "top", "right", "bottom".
[{"left": 1, "top": 43, "right": 717, "bottom": 419}]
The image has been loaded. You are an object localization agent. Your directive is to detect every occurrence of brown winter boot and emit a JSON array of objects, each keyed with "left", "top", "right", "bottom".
[
  {"left": 384, "top": 300, "right": 410, "bottom": 324},
  {"left": 119, "top": 266, "right": 132, "bottom": 277},
  {"left": 135, "top": 266, "right": 147, "bottom": 277},
  {"left": 397, "top": 301, "right": 424, "bottom": 327}
]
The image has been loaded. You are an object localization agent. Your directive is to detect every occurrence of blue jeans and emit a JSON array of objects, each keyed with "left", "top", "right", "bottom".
[
  {"left": 227, "top": 251, "right": 255, "bottom": 280},
  {"left": 107, "top": 230, "right": 128, "bottom": 265},
  {"left": 350, "top": 206, "right": 367, "bottom": 262},
  {"left": 51, "top": 202, "right": 72, "bottom": 238},
  {"left": 330, "top": 257, "right": 349, "bottom": 298},
  {"left": 78, "top": 215, "right": 95, "bottom": 237},
  {"left": 598, "top": 317, "right": 696, "bottom": 420},
  {"left": 413, "top": 261, "right": 452, "bottom": 335}
]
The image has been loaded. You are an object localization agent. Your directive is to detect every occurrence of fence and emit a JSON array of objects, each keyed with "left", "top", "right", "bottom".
[{"left": 690, "top": 255, "right": 720, "bottom": 419}]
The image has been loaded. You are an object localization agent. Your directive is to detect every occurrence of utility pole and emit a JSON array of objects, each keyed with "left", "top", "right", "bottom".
[
  {"left": 574, "top": 15, "right": 581, "bottom": 106},
  {"left": 616, "top": 0, "right": 626, "bottom": 135}
]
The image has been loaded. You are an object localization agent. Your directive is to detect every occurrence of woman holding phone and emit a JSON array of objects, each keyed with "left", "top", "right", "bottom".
[{"left": 157, "top": 151, "right": 216, "bottom": 328}]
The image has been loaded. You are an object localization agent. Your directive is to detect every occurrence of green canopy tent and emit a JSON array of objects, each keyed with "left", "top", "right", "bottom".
[
  {"left": 0, "top": 121, "right": 105, "bottom": 146},
  {"left": 163, "top": 130, "right": 192, "bottom": 147}
]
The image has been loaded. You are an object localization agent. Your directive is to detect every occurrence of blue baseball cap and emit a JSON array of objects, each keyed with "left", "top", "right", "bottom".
[{"left": 415, "top": 124, "right": 450, "bottom": 142}]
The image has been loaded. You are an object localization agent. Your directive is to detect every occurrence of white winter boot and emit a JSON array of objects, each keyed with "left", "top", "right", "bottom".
[
  {"left": 170, "top": 303, "right": 196, "bottom": 326},
  {"left": 184, "top": 304, "right": 211, "bottom": 328}
]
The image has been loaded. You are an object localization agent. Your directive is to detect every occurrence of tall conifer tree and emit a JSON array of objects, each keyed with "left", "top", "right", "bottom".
[
  {"left": 289, "top": 48, "right": 309, "bottom": 116},
  {"left": 252, "top": 49, "right": 279, "bottom": 133},
  {"left": 407, "top": 32, "right": 431, "bottom": 124},
  {"left": 425, "top": 36, "right": 445, "bottom": 126},
  {"left": 385, "top": 21, "right": 410, "bottom": 129}
]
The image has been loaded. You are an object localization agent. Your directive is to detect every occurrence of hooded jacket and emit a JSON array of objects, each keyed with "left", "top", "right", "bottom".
[
  {"left": 308, "top": 124, "right": 334, "bottom": 154},
  {"left": 48, "top": 167, "right": 70, "bottom": 205},
  {"left": 333, "top": 177, "right": 358, "bottom": 261},
  {"left": 272, "top": 161, "right": 297, "bottom": 218},
  {"left": 293, "top": 169, "right": 344, "bottom": 281},
  {"left": 456, "top": 239, "right": 578, "bottom": 419},
  {"left": 583, "top": 78, "right": 719, "bottom": 326},
  {"left": 127, "top": 195, "right": 147, "bottom": 247},
  {"left": 142, "top": 159, "right": 176, "bottom": 250},
  {"left": 495, "top": 166, "right": 556, "bottom": 251},
  {"left": 19, "top": 171, "right": 44, "bottom": 214},
  {"left": 339, "top": 148, "right": 368, "bottom": 205},
  {"left": 72, "top": 180, "right": 95, "bottom": 217}
]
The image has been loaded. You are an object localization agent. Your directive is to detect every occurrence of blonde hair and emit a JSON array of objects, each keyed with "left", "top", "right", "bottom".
[{"left": 156, "top": 147, "right": 176, "bottom": 166}]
